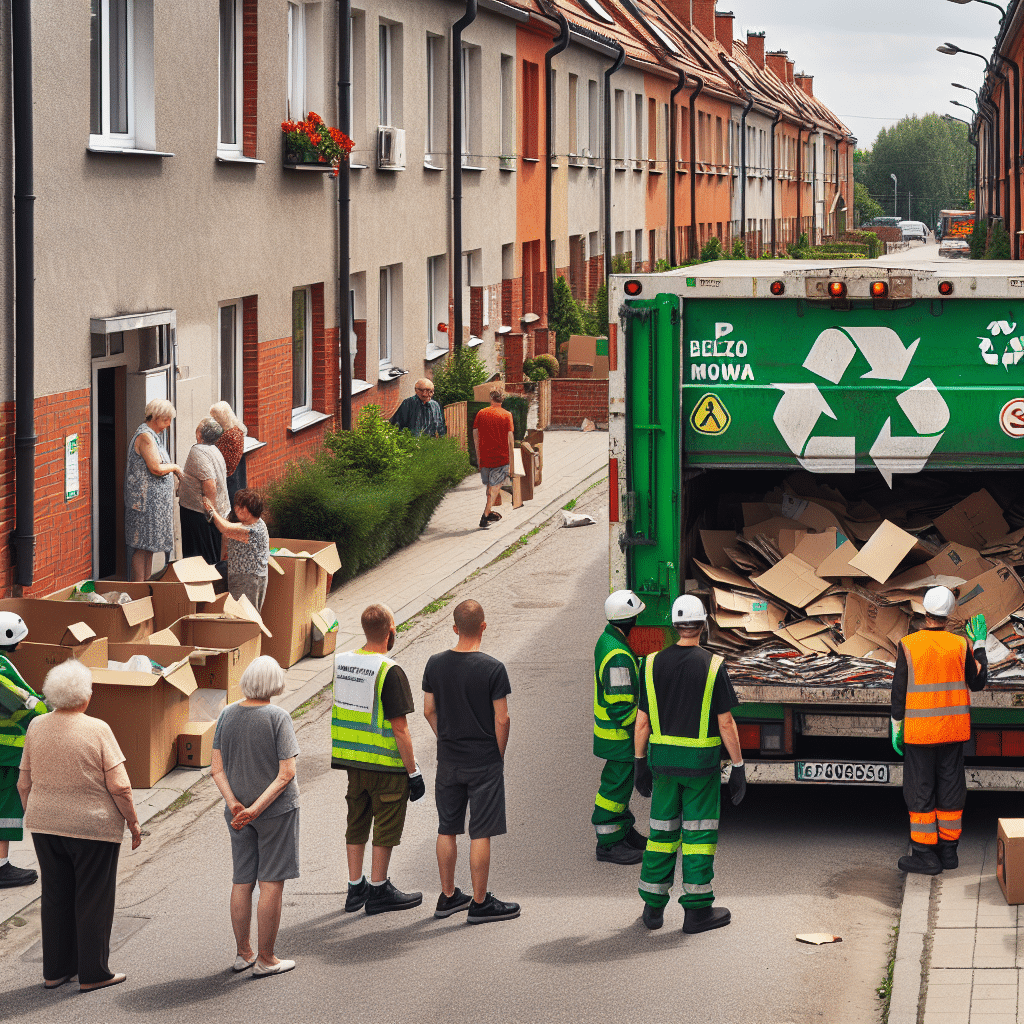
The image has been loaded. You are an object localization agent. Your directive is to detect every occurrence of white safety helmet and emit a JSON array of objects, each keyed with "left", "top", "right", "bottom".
[
  {"left": 605, "top": 590, "right": 646, "bottom": 623},
  {"left": 923, "top": 586, "right": 956, "bottom": 619},
  {"left": 672, "top": 594, "right": 708, "bottom": 626},
  {"left": 0, "top": 612, "right": 28, "bottom": 648}
]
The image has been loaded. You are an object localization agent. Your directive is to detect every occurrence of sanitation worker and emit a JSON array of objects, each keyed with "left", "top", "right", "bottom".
[
  {"left": 0, "top": 612, "right": 47, "bottom": 888},
  {"left": 890, "top": 586, "right": 988, "bottom": 875},
  {"left": 592, "top": 590, "right": 647, "bottom": 865},
  {"left": 634, "top": 595, "right": 745, "bottom": 932}
]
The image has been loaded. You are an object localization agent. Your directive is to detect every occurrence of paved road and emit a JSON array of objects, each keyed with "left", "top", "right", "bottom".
[{"left": 0, "top": 485, "right": 909, "bottom": 1024}]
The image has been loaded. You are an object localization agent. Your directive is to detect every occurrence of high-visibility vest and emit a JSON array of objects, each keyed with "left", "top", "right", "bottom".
[
  {"left": 901, "top": 630, "right": 971, "bottom": 745},
  {"left": 331, "top": 649, "right": 405, "bottom": 771},
  {"left": 644, "top": 649, "right": 724, "bottom": 774},
  {"left": 593, "top": 626, "right": 639, "bottom": 761},
  {"left": 0, "top": 656, "right": 47, "bottom": 770}
]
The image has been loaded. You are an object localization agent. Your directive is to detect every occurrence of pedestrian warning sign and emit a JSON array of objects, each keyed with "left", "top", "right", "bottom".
[{"left": 690, "top": 394, "right": 731, "bottom": 435}]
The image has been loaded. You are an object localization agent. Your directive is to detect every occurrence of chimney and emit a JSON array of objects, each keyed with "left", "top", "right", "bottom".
[
  {"left": 766, "top": 50, "right": 788, "bottom": 82},
  {"left": 659, "top": 0, "right": 691, "bottom": 28},
  {"left": 794, "top": 74, "right": 814, "bottom": 98},
  {"left": 786, "top": 59, "right": 795, "bottom": 86},
  {"left": 715, "top": 11, "right": 734, "bottom": 55},
  {"left": 746, "top": 32, "right": 765, "bottom": 69},
  {"left": 693, "top": 0, "right": 717, "bottom": 41}
]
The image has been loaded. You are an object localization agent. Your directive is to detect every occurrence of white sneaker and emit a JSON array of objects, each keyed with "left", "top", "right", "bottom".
[{"left": 252, "top": 959, "right": 296, "bottom": 977}]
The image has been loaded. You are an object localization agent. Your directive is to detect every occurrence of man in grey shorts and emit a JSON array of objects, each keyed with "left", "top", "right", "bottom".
[
  {"left": 472, "top": 388, "right": 514, "bottom": 530},
  {"left": 422, "top": 599, "right": 520, "bottom": 923}
]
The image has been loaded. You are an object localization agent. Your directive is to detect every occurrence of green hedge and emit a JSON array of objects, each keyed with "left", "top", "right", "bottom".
[
  {"left": 267, "top": 407, "right": 471, "bottom": 584},
  {"left": 812, "top": 243, "right": 869, "bottom": 257},
  {"left": 807, "top": 249, "right": 867, "bottom": 260},
  {"left": 838, "top": 231, "right": 883, "bottom": 259}
]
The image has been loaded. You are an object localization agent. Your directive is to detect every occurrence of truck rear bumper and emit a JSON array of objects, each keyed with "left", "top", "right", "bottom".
[{"left": 722, "top": 761, "right": 1024, "bottom": 791}]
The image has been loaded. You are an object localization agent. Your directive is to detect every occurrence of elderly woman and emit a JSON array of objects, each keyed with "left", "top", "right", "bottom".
[
  {"left": 203, "top": 488, "right": 270, "bottom": 611},
  {"left": 17, "top": 660, "right": 142, "bottom": 992},
  {"left": 210, "top": 402, "right": 249, "bottom": 504},
  {"left": 179, "top": 416, "right": 229, "bottom": 565},
  {"left": 211, "top": 656, "right": 299, "bottom": 977},
  {"left": 125, "top": 399, "right": 183, "bottom": 582}
]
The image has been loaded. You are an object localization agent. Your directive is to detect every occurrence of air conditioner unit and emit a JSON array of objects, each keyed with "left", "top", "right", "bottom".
[{"left": 377, "top": 125, "right": 406, "bottom": 170}]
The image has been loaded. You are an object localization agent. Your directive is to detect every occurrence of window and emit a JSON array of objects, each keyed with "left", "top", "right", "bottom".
[
  {"left": 588, "top": 80, "right": 599, "bottom": 158},
  {"left": 426, "top": 35, "right": 445, "bottom": 164},
  {"left": 613, "top": 89, "right": 625, "bottom": 162},
  {"left": 379, "top": 22, "right": 392, "bottom": 125},
  {"left": 219, "top": 302, "right": 243, "bottom": 411},
  {"left": 522, "top": 60, "right": 539, "bottom": 160},
  {"left": 634, "top": 95, "right": 643, "bottom": 163},
  {"left": 90, "top": 0, "right": 154, "bottom": 150},
  {"left": 461, "top": 44, "right": 481, "bottom": 164},
  {"left": 292, "top": 288, "right": 312, "bottom": 413},
  {"left": 635, "top": 230, "right": 643, "bottom": 268},
  {"left": 379, "top": 267, "right": 393, "bottom": 366},
  {"left": 647, "top": 98, "right": 656, "bottom": 163},
  {"left": 568, "top": 74, "right": 578, "bottom": 156},
  {"left": 219, "top": 0, "right": 242, "bottom": 153},
  {"left": 427, "top": 255, "right": 448, "bottom": 356},
  {"left": 500, "top": 55, "right": 515, "bottom": 162},
  {"left": 288, "top": 3, "right": 322, "bottom": 120}
]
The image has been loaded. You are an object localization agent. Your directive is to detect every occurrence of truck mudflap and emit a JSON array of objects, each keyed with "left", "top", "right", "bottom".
[{"left": 718, "top": 762, "right": 1024, "bottom": 791}]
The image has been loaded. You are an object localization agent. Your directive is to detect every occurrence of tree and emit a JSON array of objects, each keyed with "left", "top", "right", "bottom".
[
  {"left": 854, "top": 181, "right": 884, "bottom": 226},
  {"left": 985, "top": 220, "right": 1011, "bottom": 260},
  {"left": 549, "top": 275, "right": 585, "bottom": 350}
]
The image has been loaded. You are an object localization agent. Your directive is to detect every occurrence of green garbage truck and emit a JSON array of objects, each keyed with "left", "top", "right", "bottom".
[{"left": 609, "top": 258, "right": 1024, "bottom": 789}]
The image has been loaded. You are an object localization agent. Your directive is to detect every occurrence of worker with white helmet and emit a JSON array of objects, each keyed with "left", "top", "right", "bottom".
[
  {"left": 591, "top": 589, "right": 648, "bottom": 864},
  {"left": 890, "top": 586, "right": 988, "bottom": 875},
  {"left": 634, "top": 595, "right": 745, "bottom": 933},
  {"left": 0, "top": 612, "right": 47, "bottom": 888}
]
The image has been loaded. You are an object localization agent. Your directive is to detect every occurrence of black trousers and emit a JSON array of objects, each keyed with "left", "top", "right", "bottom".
[
  {"left": 903, "top": 743, "right": 967, "bottom": 845},
  {"left": 32, "top": 832, "right": 120, "bottom": 984},
  {"left": 179, "top": 506, "right": 221, "bottom": 565}
]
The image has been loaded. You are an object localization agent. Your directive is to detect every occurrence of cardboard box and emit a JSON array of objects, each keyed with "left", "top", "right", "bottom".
[
  {"left": 9, "top": 628, "right": 108, "bottom": 691},
  {"left": 87, "top": 654, "right": 197, "bottom": 788},
  {"left": 936, "top": 490, "right": 1010, "bottom": 548},
  {"left": 997, "top": 819, "right": 1024, "bottom": 905},
  {"left": 39, "top": 583, "right": 155, "bottom": 644},
  {"left": 952, "top": 563, "right": 1024, "bottom": 630},
  {"left": 177, "top": 720, "right": 217, "bottom": 768},
  {"left": 751, "top": 555, "right": 831, "bottom": 609},
  {"left": 262, "top": 539, "right": 342, "bottom": 667},
  {"left": 473, "top": 380, "right": 504, "bottom": 402},
  {"left": 145, "top": 557, "right": 222, "bottom": 630},
  {"left": 849, "top": 520, "right": 919, "bottom": 584},
  {"left": 190, "top": 688, "right": 227, "bottom": 722},
  {"left": 567, "top": 334, "right": 597, "bottom": 369},
  {"left": 310, "top": 608, "right": 339, "bottom": 659},
  {"left": 146, "top": 617, "right": 264, "bottom": 704}
]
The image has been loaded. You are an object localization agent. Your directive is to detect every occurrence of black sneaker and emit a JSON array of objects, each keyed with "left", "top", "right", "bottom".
[
  {"left": 364, "top": 879, "right": 423, "bottom": 915},
  {"left": 625, "top": 827, "right": 647, "bottom": 851},
  {"left": 467, "top": 892, "right": 521, "bottom": 924},
  {"left": 642, "top": 904, "right": 664, "bottom": 930},
  {"left": 485, "top": 511, "right": 502, "bottom": 522},
  {"left": 345, "top": 878, "right": 368, "bottom": 912},
  {"left": 0, "top": 862, "right": 38, "bottom": 888},
  {"left": 596, "top": 839, "right": 643, "bottom": 865},
  {"left": 683, "top": 905, "right": 731, "bottom": 934},
  {"left": 434, "top": 888, "right": 473, "bottom": 918},
  {"left": 479, "top": 516, "right": 490, "bottom": 529}
]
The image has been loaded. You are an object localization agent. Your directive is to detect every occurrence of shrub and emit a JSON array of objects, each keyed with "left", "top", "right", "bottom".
[
  {"left": 787, "top": 233, "right": 811, "bottom": 258},
  {"left": 431, "top": 346, "right": 489, "bottom": 406},
  {"left": 611, "top": 253, "right": 631, "bottom": 273},
  {"left": 969, "top": 219, "right": 987, "bottom": 260},
  {"left": 985, "top": 220, "right": 1011, "bottom": 260},
  {"left": 839, "top": 230, "right": 883, "bottom": 258},
  {"left": 549, "top": 275, "right": 585, "bottom": 351},
  {"left": 323, "top": 405, "right": 416, "bottom": 478},
  {"left": 699, "top": 236, "right": 723, "bottom": 262},
  {"left": 730, "top": 237, "right": 746, "bottom": 259},
  {"left": 534, "top": 352, "right": 559, "bottom": 377},
  {"left": 522, "top": 357, "right": 548, "bottom": 382},
  {"left": 583, "top": 282, "right": 608, "bottom": 337}
]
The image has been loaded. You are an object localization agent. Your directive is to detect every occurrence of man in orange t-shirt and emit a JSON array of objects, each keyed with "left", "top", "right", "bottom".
[{"left": 472, "top": 388, "right": 515, "bottom": 530}]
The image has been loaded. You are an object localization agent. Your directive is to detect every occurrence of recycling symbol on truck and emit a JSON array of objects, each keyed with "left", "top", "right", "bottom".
[{"left": 771, "top": 326, "right": 949, "bottom": 487}]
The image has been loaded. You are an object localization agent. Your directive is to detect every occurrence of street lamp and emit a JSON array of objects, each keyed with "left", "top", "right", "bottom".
[
  {"left": 891, "top": 172, "right": 897, "bottom": 218},
  {"left": 952, "top": 81, "right": 980, "bottom": 102},
  {"left": 937, "top": 42, "right": 992, "bottom": 73},
  {"left": 946, "top": 0, "right": 1006, "bottom": 18}
]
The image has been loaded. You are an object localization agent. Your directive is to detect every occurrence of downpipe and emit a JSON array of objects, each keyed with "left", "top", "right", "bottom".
[
  {"left": 669, "top": 69, "right": 687, "bottom": 267},
  {"left": 544, "top": 9, "right": 569, "bottom": 316},
  {"left": 451, "top": 0, "right": 478, "bottom": 353},
  {"left": 603, "top": 41, "right": 625, "bottom": 287}
]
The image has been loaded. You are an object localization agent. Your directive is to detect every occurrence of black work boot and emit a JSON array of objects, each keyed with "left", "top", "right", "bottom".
[
  {"left": 683, "top": 905, "right": 731, "bottom": 934},
  {"left": 624, "top": 827, "right": 648, "bottom": 850},
  {"left": 937, "top": 841, "right": 959, "bottom": 870},
  {"left": 898, "top": 844, "right": 943, "bottom": 875},
  {"left": 595, "top": 840, "right": 643, "bottom": 865},
  {"left": 642, "top": 904, "right": 664, "bottom": 930},
  {"left": 0, "top": 862, "right": 38, "bottom": 888},
  {"left": 345, "top": 877, "right": 368, "bottom": 912}
]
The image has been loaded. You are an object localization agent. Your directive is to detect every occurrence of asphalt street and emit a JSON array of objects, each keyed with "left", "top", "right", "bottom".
[{"left": 0, "top": 484, "right": 913, "bottom": 1024}]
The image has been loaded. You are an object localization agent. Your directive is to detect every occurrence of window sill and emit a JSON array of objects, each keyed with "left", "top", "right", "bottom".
[
  {"left": 467, "top": 336, "right": 483, "bottom": 348},
  {"left": 350, "top": 162, "right": 369, "bottom": 170},
  {"left": 568, "top": 159, "right": 587, "bottom": 168},
  {"left": 378, "top": 368, "right": 408, "bottom": 383},
  {"left": 461, "top": 163, "right": 486, "bottom": 172},
  {"left": 424, "top": 160, "right": 446, "bottom": 171},
  {"left": 522, "top": 156, "right": 540, "bottom": 164},
  {"left": 243, "top": 435, "right": 267, "bottom": 454},
  {"left": 425, "top": 345, "right": 449, "bottom": 362},
  {"left": 87, "top": 146, "right": 174, "bottom": 158},
  {"left": 648, "top": 167, "right": 663, "bottom": 176},
  {"left": 351, "top": 379, "right": 374, "bottom": 396},
  {"left": 632, "top": 165, "right": 643, "bottom": 173},
  {"left": 287, "top": 410, "right": 331, "bottom": 434},
  {"left": 217, "top": 152, "right": 265, "bottom": 165},
  {"left": 284, "top": 162, "right": 336, "bottom": 172}
]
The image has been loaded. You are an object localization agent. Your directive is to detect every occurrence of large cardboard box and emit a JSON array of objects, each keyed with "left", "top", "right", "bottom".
[
  {"left": 473, "top": 380, "right": 504, "bottom": 402},
  {"left": 39, "top": 583, "right": 155, "bottom": 644},
  {"left": 9, "top": 627, "right": 108, "bottom": 691},
  {"left": 87, "top": 654, "right": 197, "bottom": 788},
  {"left": 145, "top": 557, "right": 222, "bottom": 630},
  {"left": 997, "top": 819, "right": 1024, "bottom": 905},
  {"left": 262, "top": 539, "right": 342, "bottom": 667},
  {"left": 177, "top": 720, "right": 217, "bottom": 769},
  {"left": 146, "top": 616, "right": 264, "bottom": 703},
  {"left": 310, "top": 608, "right": 339, "bottom": 659}
]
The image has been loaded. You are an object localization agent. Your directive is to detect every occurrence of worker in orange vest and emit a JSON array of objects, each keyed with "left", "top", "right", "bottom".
[{"left": 890, "top": 586, "right": 988, "bottom": 875}]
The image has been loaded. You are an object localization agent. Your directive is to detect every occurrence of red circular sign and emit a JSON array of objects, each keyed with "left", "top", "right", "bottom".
[{"left": 999, "top": 398, "right": 1024, "bottom": 439}]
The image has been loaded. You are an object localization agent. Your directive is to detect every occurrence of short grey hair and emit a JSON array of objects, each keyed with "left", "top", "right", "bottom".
[
  {"left": 240, "top": 656, "right": 286, "bottom": 700},
  {"left": 197, "top": 416, "right": 224, "bottom": 444},
  {"left": 210, "top": 401, "right": 243, "bottom": 432},
  {"left": 145, "top": 399, "right": 175, "bottom": 422},
  {"left": 42, "top": 659, "right": 93, "bottom": 710}
]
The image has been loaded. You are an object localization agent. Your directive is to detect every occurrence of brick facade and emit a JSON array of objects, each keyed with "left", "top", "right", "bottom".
[
  {"left": 549, "top": 378, "right": 609, "bottom": 427},
  {"left": 242, "top": 0, "right": 258, "bottom": 159},
  {"left": 0, "top": 404, "right": 14, "bottom": 597}
]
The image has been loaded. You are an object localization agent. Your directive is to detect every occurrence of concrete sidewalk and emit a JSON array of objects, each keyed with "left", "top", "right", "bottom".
[
  {"left": 0, "top": 428, "right": 608, "bottom": 927},
  {"left": 889, "top": 835, "right": 1023, "bottom": 1024}
]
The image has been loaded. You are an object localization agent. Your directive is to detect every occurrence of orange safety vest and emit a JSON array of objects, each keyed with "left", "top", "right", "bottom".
[{"left": 901, "top": 630, "right": 971, "bottom": 745}]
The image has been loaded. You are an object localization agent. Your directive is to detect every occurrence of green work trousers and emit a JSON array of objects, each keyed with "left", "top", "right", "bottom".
[
  {"left": 592, "top": 759, "right": 635, "bottom": 846},
  {"left": 638, "top": 770, "right": 719, "bottom": 910}
]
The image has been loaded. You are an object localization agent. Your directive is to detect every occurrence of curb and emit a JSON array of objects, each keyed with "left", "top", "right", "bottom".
[{"left": 888, "top": 871, "right": 932, "bottom": 1024}]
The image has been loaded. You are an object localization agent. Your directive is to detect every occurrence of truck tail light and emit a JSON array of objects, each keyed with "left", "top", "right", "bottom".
[
  {"left": 609, "top": 458, "right": 619, "bottom": 522},
  {"left": 938, "top": 281, "right": 954, "bottom": 295},
  {"left": 624, "top": 280, "right": 643, "bottom": 296},
  {"left": 870, "top": 281, "right": 888, "bottom": 298},
  {"left": 770, "top": 280, "right": 785, "bottom": 296},
  {"left": 738, "top": 723, "right": 761, "bottom": 751},
  {"left": 828, "top": 281, "right": 846, "bottom": 298}
]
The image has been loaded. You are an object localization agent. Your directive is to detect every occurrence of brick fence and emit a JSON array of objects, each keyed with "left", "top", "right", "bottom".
[{"left": 549, "top": 378, "right": 608, "bottom": 427}]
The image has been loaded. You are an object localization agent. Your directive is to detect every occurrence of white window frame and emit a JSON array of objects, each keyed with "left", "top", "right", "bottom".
[
  {"left": 291, "top": 287, "right": 313, "bottom": 416},
  {"left": 588, "top": 80, "right": 599, "bottom": 158},
  {"left": 379, "top": 22, "right": 392, "bottom": 126},
  {"left": 90, "top": 0, "right": 135, "bottom": 149},
  {"left": 218, "top": 0, "right": 243, "bottom": 154},
  {"left": 568, "top": 73, "right": 579, "bottom": 157},
  {"left": 460, "top": 44, "right": 471, "bottom": 162},
  {"left": 426, "top": 255, "right": 448, "bottom": 359},
  {"left": 379, "top": 266, "right": 393, "bottom": 367},
  {"left": 219, "top": 300, "right": 243, "bottom": 413},
  {"left": 426, "top": 34, "right": 444, "bottom": 163},
  {"left": 287, "top": 3, "right": 307, "bottom": 120},
  {"left": 500, "top": 54, "right": 515, "bottom": 163}
]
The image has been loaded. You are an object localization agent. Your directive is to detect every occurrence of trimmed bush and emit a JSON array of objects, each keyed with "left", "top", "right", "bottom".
[
  {"left": 839, "top": 230, "right": 883, "bottom": 258},
  {"left": 431, "top": 346, "right": 489, "bottom": 407},
  {"left": 534, "top": 353, "right": 559, "bottom": 377},
  {"left": 267, "top": 406, "right": 471, "bottom": 584}
]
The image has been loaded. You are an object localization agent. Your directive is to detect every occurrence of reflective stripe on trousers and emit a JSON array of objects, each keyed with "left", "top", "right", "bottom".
[
  {"left": 937, "top": 808, "right": 962, "bottom": 842},
  {"left": 592, "top": 759, "right": 635, "bottom": 846},
  {"left": 910, "top": 810, "right": 938, "bottom": 846}
]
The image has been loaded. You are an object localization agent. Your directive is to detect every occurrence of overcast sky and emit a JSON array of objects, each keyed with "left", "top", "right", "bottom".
[{"left": 720, "top": 0, "right": 1005, "bottom": 147}]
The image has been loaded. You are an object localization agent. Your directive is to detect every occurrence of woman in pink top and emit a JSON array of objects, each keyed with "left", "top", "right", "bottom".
[{"left": 18, "top": 661, "right": 142, "bottom": 992}]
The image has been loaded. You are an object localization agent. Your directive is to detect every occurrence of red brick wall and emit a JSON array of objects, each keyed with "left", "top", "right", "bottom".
[
  {"left": 353, "top": 319, "right": 367, "bottom": 381},
  {"left": 350, "top": 378, "right": 402, "bottom": 419},
  {"left": 242, "top": 0, "right": 258, "bottom": 159},
  {"left": 0, "top": 403, "right": 14, "bottom": 596},
  {"left": 504, "top": 333, "right": 524, "bottom": 383},
  {"left": 550, "top": 379, "right": 608, "bottom": 426},
  {"left": 470, "top": 286, "right": 483, "bottom": 338}
]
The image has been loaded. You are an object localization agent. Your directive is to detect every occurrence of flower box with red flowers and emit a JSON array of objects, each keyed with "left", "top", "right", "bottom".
[{"left": 281, "top": 111, "right": 354, "bottom": 175}]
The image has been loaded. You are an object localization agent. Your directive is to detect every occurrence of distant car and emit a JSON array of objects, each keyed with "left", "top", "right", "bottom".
[
  {"left": 899, "top": 220, "right": 928, "bottom": 243},
  {"left": 863, "top": 216, "right": 902, "bottom": 228},
  {"left": 939, "top": 238, "right": 971, "bottom": 258}
]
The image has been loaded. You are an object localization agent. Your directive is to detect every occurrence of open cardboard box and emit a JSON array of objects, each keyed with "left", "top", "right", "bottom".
[
  {"left": 262, "top": 539, "right": 342, "bottom": 667},
  {"left": 178, "top": 720, "right": 217, "bottom": 769},
  {"left": 145, "top": 557, "right": 222, "bottom": 630},
  {"left": 8, "top": 624, "right": 108, "bottom": 690},
  {"left": 310, "top": 608, "right": 339, "bottom": 659},
  {"left": 87, "top": 653, "right": 197, "bottom": 788},
  {"left": 38, "top": 582, "right": 155, "bottom": 644},
  {"left": 473, "top": 379, "right": 504, "bottom": 402}
]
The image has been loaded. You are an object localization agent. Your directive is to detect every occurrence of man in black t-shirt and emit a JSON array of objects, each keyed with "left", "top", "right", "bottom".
[{"left": 422, "top": 599, "right": 520, "bottom": 924}]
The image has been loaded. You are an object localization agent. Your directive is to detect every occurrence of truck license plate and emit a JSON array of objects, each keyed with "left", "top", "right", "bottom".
[{"left": 795, "top": 761, "right": 890, "bottom": 784}]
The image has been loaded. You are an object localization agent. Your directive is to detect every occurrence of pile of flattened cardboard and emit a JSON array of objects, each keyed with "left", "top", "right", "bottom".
[{"left": 692, "top": 479, "right": 1024, "bottom": 686}]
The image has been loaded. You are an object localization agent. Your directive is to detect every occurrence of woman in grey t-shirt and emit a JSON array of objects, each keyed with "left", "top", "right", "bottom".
[{"left": 211, "top": 656, "right": 300, "bottom": 977}]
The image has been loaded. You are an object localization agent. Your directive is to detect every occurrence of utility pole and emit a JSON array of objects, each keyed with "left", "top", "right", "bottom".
[{"left": 891, "top": 173, "right": 898, "bottom": 218}]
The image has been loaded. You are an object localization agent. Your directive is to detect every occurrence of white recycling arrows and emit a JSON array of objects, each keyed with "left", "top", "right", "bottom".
[
  {"left": 772, "top": 327, "right": 948, "bottom": 487},
  {"left": 978, "top": 321, "right": 1024, "bottom": 369}
]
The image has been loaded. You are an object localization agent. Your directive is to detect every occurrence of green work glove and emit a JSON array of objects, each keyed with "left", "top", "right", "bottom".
[
  {"left": 890, "top": 717, "right": 904, "bottom": 757},
  {"left": 965, "top": 613, "right": 988, "bottom": 651}
]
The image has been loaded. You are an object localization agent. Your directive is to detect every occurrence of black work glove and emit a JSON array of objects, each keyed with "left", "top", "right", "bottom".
[
  {"left": 728, "top": 763, "right": 747, "bottom": 806},
  {"left": 634, "top": 757, "right": 653, "bottom": 798},
  {"left": 408, "top": 770, "right": 426, "bottom": 803}
]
